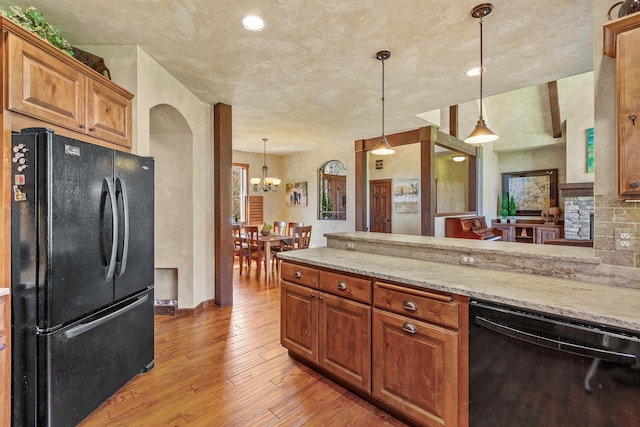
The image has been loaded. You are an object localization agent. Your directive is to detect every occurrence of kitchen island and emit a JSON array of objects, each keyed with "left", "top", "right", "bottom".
[{"left": 277, "top": 232, "right": 640, "bottom": 427}]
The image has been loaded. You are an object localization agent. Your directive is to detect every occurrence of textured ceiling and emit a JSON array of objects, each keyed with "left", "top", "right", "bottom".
[{"left": 0, "top": 0, "right": 593, "bottom": 154}]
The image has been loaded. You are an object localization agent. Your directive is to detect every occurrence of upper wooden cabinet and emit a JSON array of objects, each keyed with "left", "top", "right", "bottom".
[
  {"left": 604, "top": 13, "right": 640, "bottom": 200},
  {"left": 4, "top": 21, "right": 133, "bottom": 148}
]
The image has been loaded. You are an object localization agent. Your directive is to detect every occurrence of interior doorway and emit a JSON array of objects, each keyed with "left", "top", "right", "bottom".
[{"left": 369, "top": 179, "right": 392, "bottom": 233}]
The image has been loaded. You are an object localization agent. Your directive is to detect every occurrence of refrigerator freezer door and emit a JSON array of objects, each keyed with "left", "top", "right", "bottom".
[
  {"left": 46, "top": 133, "right": 117, "bottom": 327},
  {"left": 113, "top": 151, "right": 154, "bottom": 300},
  {"left": 38, "top": 289, "right": 154, "bottom": 427}
]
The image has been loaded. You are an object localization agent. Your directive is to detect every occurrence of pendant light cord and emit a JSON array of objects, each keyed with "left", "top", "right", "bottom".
[
  {"left": 381, "top": 57, "right": 385, "bottom": 139},
  {"left": 479, "top": 17, "right": 484, "bottom": 120}
]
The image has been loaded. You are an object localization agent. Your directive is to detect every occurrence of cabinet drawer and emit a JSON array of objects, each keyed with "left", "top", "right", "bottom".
[
  {"left": 373, "top": 282, "right": 458, "bottom": 329},
  {"left": 281, "top": 262, "right": 318, "bottom": 288},
  {"left": 319, "top": 270, "right": 371, "bottom": 304}
]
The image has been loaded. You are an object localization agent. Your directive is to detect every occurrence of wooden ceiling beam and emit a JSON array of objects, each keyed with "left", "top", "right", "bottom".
[{"left": 548, "top": 80, "right": 562, "bottom": 138}]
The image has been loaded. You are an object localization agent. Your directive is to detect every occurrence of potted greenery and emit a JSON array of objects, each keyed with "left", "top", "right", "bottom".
[
  {"left": 508, "top": 195, "right": 517, "bottom": 223},
  {"left": 499, "top": 192, "right": 509, "bottom": 223},
  {"left": 1, "top": 5, "right": 74, "bottom": 56},
  {"left": 260, "top": 223, "right": 273, "bottom": 236}
]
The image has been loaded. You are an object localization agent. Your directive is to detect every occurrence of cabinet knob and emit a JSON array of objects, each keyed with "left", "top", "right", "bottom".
[
  {"left": 0, "top": 343, "right": 6, "bottom": 351},
  {"left": 630, "top": 181, "right": 640, "bottom": 189},
  {"left": 293, "top": 271, "right": 302, "bottom": 278},
  {"left": 403, "top": 300, "right": 418, "bottom": 311},
  {"left": 336, "top": 281, "right": 347, "bottom": 290},
  {"left": 79, "top": 124, "right": 86, "bottom": 129},
  {"left": 89, "top": 127, "right": 96, "bottom": 132},
  {"left": 310, "top": 293, "right": 316, "bottom": 298},
  {"left": 402, "top": 322, "right": 417, "bottom": 334},
  {"left": 630, "top": 114, "right": 637, "bottom": 126}
]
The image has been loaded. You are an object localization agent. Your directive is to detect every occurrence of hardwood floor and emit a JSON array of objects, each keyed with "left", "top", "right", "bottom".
[{"left": 79, "top": 262, "right": 408, "bottom": 426}]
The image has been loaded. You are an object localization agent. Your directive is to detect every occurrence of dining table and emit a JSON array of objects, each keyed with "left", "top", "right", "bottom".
[{"left": 258, "top": 233, "right": 293, "bottom": 282}]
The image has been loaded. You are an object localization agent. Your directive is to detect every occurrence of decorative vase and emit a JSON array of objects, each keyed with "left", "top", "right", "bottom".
[
  {"left": 499, "top": 218, "right": 507, "bottom": 223},
  {"left": 508, "top": 217, "right": 517, "bottom": 224},
  {"left": 260, "top": 225, "right": 271, "bottom": 236},
  {"left": 608, "top": 0, "right": 640, "bottom": 20}
]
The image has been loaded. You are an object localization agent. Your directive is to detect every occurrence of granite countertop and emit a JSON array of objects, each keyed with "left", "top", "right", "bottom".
[
  {"left": 0, "top": 288, "right": 9, "bottom": 297},
  {"left": 278, "top": 247, "right": 640, "bottom": 332}
]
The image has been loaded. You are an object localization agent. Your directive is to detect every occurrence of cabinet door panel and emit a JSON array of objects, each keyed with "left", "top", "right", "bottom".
[
  {"left": 372, "top": 309, "right": 458, "bottom": 427},
  {"left": 8, "top": 33, "right": 85, "bottom": 131},
  {"left": 618, "top": 27, "right": 640, "bottom": 199},
  {"left": 86, "top": 79, "right": 132, "bottom": 148},
  {"left": 281, "top": 281, "right": 317, "bottom": 363},
  {"left": 319, "top": 292, "right": 371, "bottom": 392}
]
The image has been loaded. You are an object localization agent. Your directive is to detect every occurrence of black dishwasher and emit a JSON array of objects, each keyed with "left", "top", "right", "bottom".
[{"left": 469, "top": 299, "right": 640, "bottom": 427}]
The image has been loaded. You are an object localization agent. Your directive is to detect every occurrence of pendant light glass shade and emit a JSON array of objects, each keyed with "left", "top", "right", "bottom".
[
  {"left": 371, "top": 50, "right": 394, "bottom": 155},
  {"left": 465, "top": 4, "right": 499, "bottom": 145}
]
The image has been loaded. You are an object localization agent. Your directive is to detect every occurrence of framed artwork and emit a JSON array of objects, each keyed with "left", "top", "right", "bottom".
[
  {"left": 285, "top": 182, "right": 307, "bottom": 207},
  {"left": 393, "top": 179, "right": 419, "bottom": 213},
  {"left": 587, "top": 127, "right": 594, "bottom": 173},
  {"left": 502, "top": 169, "right": 558, "bottom": 215}
]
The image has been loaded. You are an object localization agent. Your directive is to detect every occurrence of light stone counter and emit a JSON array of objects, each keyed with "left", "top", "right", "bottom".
[
  {"left": 278, "top": 247, "right": 640, "bottom": 332},
  {"left": 325, "top": 231, "right": 640, "bottom": 289}
]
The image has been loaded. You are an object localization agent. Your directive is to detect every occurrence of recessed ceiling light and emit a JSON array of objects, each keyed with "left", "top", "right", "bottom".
[
  {"left": 242, "top": 15, "right": 265, "bottom": 31},
  {"left": 466, "top": 67, "right": 486, "bottom": 77}
]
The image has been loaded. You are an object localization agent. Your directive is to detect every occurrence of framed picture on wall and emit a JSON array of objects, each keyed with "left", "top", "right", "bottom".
[
  {"left": 393, "top": 179, "right": 419, "bottom": 213},
  {"left": 502, "top": 169, "right": 558, "bottom": 215},
  {"left": 285, "top": 182, "right": 307, "bottom": 207}
]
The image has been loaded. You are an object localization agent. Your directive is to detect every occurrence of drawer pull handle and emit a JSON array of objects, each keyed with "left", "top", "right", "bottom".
[
  {"left": 0, "top": 343, "right": 5, "bottom": 351},
  {"left": 403, "top": 300, "right": 418, "bottom": 311},
  {"left": 293, "top": 271, "right": 302, "bottom": 278},
  {"left": 631, "top": 181, "right": 640, "bottom": 189},
  {"left": 337, "top": 281, "right": 348, "bottom": 290},
  {"left": 402, "top": 322, "right": 417, "bottom": 334}
]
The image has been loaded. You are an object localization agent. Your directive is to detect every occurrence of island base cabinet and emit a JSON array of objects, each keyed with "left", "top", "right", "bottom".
[
  {"left": 372, "top": 308, "right": 459, "bottom": 427},
  {"left": 281, "top": 280, "right": 372, "bottom": 393},
  {"left": 281, "top": 281, "right": 318, "bottom": 364},
  {"left": 318, "top": 292, "right": 371, "bottom": 393}
]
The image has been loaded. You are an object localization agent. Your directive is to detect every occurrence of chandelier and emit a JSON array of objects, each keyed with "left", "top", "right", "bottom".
[{"left": 250, "top": 138, "right": 281, "bottom": 192}]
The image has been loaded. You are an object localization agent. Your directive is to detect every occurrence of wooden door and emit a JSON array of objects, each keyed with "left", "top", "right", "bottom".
[
  {"left": 372, "top": 309, "right": 459, "bottom": 427},
  {"left": 318, "top": 292, "right": 371, "bottom": 393},
  {"left": 280, "top": 281, "right": 317, "bottom": 363},
  {"left": 369, "top": 179, "right": 392, "bottom": 233}
]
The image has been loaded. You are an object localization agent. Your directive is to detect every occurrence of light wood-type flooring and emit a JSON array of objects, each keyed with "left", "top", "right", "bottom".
[{"left": 79, "top": 261, "right": 408, "bottom": 426}]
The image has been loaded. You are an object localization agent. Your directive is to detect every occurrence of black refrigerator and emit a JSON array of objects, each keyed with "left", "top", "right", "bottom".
[{"left": 10, "top": 128, "right": 155, "bottom": 426}]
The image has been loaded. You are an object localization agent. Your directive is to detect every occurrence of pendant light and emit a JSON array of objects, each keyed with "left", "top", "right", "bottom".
[
  {"left": 465, "top": 4, "right": 499, "bottom": 144},
  {"left": 250, "top": 138, "right": 281, "bottom": 192},
  {"left": 371, "top": 50, "right": 395, "bottom": 155}
]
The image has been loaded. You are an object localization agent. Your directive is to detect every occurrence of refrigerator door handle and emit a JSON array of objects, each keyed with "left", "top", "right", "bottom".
[
  {"left": 64, "top": 294, "right": 149, "bottom": 339},
  {"left": 102, "top": 177, "right": 119, "bottom": 282},
  {"left": 115, "top": 177, "right": 130, "bottom": 277}
]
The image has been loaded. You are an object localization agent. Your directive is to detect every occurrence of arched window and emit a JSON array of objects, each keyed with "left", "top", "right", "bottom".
[{"left": 318, "top": 160, "right": 347, "bottom": 220}]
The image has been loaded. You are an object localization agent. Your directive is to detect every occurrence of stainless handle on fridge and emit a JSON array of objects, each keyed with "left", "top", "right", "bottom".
[
  {"left": 103, "top": 178, "right": 118, "bottom": 282},
  {"left": 475, "top": 316, "right": 637, "bottom": 365},
  {"left": 115, "top": 177, "right": 130, "bottom": 277},
  {"left": 64, "top": 294, "right": 148, "bottom": 339}
]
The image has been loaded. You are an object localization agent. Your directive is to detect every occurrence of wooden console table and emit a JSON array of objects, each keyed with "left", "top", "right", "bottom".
[{"left": 491, "top": 220, "right": 563, "bottom": 244}]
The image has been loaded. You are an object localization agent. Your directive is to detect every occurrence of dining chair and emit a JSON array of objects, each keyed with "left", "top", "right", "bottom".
[
  {"left": 273, "top": 221, "right": 287, "bottom": 236},
  {"left": 287, "top": 222, "right": 304, "bottom": 236},
  {"left": 232, "top": 224, "right": 247, "bottom": 275},
  {"left": 245, "top": 225, "right": 266, "bottom": 275},
  {"left": 282, "top": 225, "right": 312, "bottom": 251}
]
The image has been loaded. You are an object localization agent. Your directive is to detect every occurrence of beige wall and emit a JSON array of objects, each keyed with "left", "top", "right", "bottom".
[
  {"left": 83, "top": 45, "right": 214, "bottom": 309},
  {"left": 369, "top": 144, "right": 422, "bottom": 235},
  {"left": 235, "top": 140, "right": 356, "bottom": 248}
]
